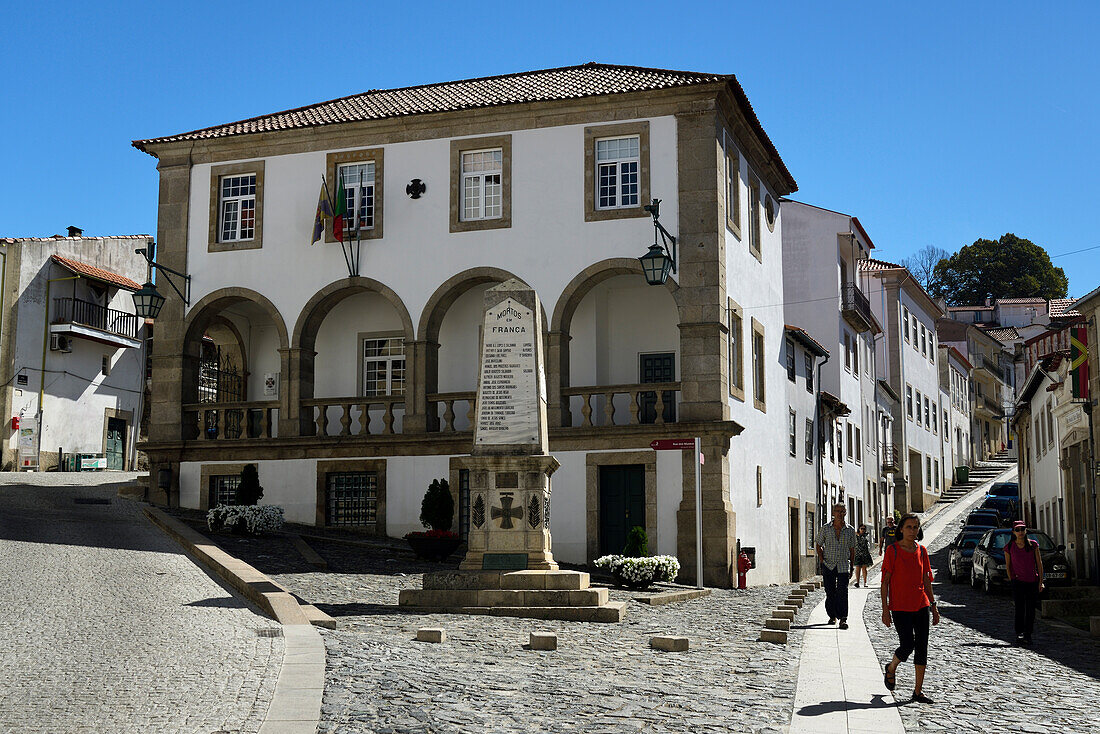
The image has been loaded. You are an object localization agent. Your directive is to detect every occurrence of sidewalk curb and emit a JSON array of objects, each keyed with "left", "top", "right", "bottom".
[{"left": 143, "top": 506, "right": 326, "bottom": 734}]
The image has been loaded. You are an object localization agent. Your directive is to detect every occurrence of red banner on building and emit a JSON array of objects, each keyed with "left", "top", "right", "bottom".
[{"left": 1070, "top": 325, "right": 1089, "bottom": 399}]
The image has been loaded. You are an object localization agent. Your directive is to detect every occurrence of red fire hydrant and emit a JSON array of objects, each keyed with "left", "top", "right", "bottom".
[{"left": 737, "top": 551, "right": 752, "bottom": 589}]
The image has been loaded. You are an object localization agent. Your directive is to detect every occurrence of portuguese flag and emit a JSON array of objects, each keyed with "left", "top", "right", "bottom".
[
  {"left": 333, "top": 174, "right": 347, "bottom": 243},
  {"left": 1070, "top": 324, "right": 1089, "bottom": 399}
]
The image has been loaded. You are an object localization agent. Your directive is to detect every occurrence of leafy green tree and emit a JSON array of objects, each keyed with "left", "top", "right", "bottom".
[{"left": 931, "top": 234, "right": 1067, "bottom": 305}]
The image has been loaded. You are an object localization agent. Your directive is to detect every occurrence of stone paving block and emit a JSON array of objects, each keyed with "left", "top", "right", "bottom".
[
  {"left": 765, "top": 617, "right": 790, "bottom": 631},
  {"left": 773, "top": 609, "right": 796, "bottom": 621},
  {"left": 649, "top": 635, "right": 690, "bottom": 652},
  {"left": 759, "top": 629, "right": 788, "bottom": 644},
  {"left": 779, "top": 604, "right": 799, "bottom": 613},
  {"left": 416, "top": 628, "right": 446, "bottom": 643},
  {"left": 785, "top": 597, "right": 803, "bottom": 607},
  {"left": 529, "top": 631, "right": 557, "bottom": 650}
]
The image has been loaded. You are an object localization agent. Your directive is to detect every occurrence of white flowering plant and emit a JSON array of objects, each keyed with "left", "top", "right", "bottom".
[
  {"left": 207, "top": 505, "right": 285, "bottom": 535},
  {"left": 593, "top": 554, "right": 681, "bottom": 588}
]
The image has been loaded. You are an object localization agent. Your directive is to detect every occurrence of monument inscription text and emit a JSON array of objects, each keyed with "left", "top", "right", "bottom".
[{"left": 475, "top": 299, "right": 540, "bottom": 446}]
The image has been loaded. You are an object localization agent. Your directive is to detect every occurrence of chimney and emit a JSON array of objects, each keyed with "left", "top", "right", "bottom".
[{"left": 67, "top": 226, "right": 83, "bottom": 238}]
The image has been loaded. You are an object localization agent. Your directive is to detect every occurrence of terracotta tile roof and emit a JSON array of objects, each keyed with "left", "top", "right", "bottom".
[
  {"left": 0, "top": 235, "right": 151, "bottom": 244},
  {"left": 51, "top": 254, "right": 141, "bottom": 291},
  {"left": 996, "top": 297, "right": 1045, "bottom": 305},
  {"left": 984, "top": 326, "right": 1020, "bottom": 342},
  {"left": 784, "top": 325, "right": 829, "bottom": 357},
  {"left": 857, "top": 257, "right": 904, "bottom": 272},
  {"left": 1048, "top": 298, "right": 1081, "bottom": 318},
  {"left": 131, "top": 62, "right": 796, "bottom": 192}
]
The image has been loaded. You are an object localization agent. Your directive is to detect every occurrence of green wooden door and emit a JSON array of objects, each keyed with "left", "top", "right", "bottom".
[
  {"left": 106, "top": 418, "right": 126, "bottom": 470},
  {"left": 599, "top": 465, "right": 645, "bottom": 556}
]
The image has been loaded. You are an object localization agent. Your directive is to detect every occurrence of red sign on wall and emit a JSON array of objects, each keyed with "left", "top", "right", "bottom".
[{"left": 650, "top": 438, "right": 695, "bottom": 451}]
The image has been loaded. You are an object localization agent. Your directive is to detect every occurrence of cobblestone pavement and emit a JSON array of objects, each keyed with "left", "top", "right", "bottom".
[
  {"left": 0, "top": 473, "right": 283, "bottom": 734},
  {"left": 863, "top": 485, "right": 1100, "bottom": 733},
  {"left": 211, "top": 529, "right": 824, "bottom": 734}
]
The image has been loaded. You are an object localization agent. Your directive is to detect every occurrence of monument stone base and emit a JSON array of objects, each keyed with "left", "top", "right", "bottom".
[{"left": 398, "top": 570, "right": 627, "bottom": 623}]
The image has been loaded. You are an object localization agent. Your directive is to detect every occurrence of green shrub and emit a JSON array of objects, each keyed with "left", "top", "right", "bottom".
[
  {"left": 420, "top": 478, "right": 454, "bottom": 531},
  {"left": 236, "top": 464, "right": 264, "bottom": 506},
  {"left": 622, "top": 525, "right": 649, "bottom": 557}
]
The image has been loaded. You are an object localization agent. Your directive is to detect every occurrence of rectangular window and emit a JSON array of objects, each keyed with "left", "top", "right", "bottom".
[
  {"left": 924, "top": 397, "right": 931, "bottom": 428},
  {"left": 595, "top": 136, "right": 640, "bottom": 210},
  {"left": 724, "top": 133, "right": 740, "bottom": 233},
  {"left": 846, "top": 423, "right": 854, "bottom": 460},
  {"left": 748, "top": 178, "right": 762, "bottom": 258},
  {"left": 806, "top": 507, "right": 815, "bottom": 552},
  {"left": 829, "top": 426, "right": 835, "bottom": 463},
  {"left": 101, "top": 355, "right": 110, "bottom": 377},
  {"left": 837, "top": 426, "right": 844, "bottom": 462},
  {"left": 853, "top": 334, "right": 860, "bottom": 374},
  {"left": 361, "top": 336, "right": 406, "bottom": 396},
  {"left": 805, "top": 418, "right": 814, "bottom": 463},
  {"left": 903, "top": 307, "right": 910, "bottom": 342},
  {"left": 920, "top": 324, "right": 927, "bottom": 356},
  {"left": 786, "top": 339, "right": 797, "bottom": 382},
  {"left": 728, "top": 302, "right": 744, "bottom": 399},
  {"left": 943, "top": 407, "right": 948, "bottom": 434},
  {"left": 934, "top": 459, "right": 940, "bottom": 490},
  {"left": 926, "top": 456, "right": 933, "bottom": 489},
  {"left": 325, "top": 471, "right": 377, "bottom": 526},
  {"left": 752, "top": 320, "right": 766, "bottom": 411},
  {"left": 915, "top": 390, "right": 922, "bottom": 425},
  {"left": 208, "top": 475, "right": 240, "bottom": 509},
  {"left": 906, "top": 385, "right": 914, "bottom": 419},
  {"left": 219, "top": 173, "right": 256, "bottom": 242},
  {"left": 805, "top": 353, "right": 814, "bottom": 393},
  {"left": 461, "top": 149, "right": 503, "bottom": 221},
  {"left": 843, "top": 332, "right": 851, "bottom": 370},
  {"left": 855, "top": 427, "right": 862, "bottom": 463},
  {"left": 789, "top": 409, "right": 798, "bottom": 456},
  {"left": 338, "top": 161, "right": 376, "bottom": 230},
  {"left": 929, "top": 333, "right": 936, "bottom": 360},
  {"left": 912, "top": 315, "right": 919, "bottom": 347}
]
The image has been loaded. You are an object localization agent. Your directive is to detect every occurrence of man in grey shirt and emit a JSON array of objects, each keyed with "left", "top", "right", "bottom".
[{"left": 816, "top": 503, "right": 858, "bottom": 628}]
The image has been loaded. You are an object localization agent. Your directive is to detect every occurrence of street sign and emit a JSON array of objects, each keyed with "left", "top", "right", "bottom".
[{"left": 650, "top": 438, "right": 695, "bottom": 451}]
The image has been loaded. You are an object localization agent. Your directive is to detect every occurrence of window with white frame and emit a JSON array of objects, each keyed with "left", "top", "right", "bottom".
[
  {"left": 854, "top": 427, "right": 862, "bottom": 463},
  {"left": 361, "top": 336, "right": 406, "bottom": 396},
  {"left": 805, "top": 418, "right": 814, "bottom": 463},
  {"left": 786, "top": 339, "right": 797, "bottom": 382},
  {"left": 728, "top": 301, "right": 744, "bottom": 399},
  {"left": 924, "top": 396, "right": 931, "bottom": 428},
  {"left": 595, "top": 136, "right": 640, "bottom": 210},
  {"left": 915, "top": 389, "right": 922, "bottom": 425},
  {"left": 920, "top": 324, "right": 927, "bottom": 356},
  {"left": 789, "top": 409, "right": 797, "bottom": 456},
  {"left": 846, "top": 423, "right": 854, "bottom": 460},
  {"left": 903, "top": 307, "right": 910, "bottom": 342},
  {"left": 748, "top": 178, "right": 762, "bottom": 257},
  {"left": 752, "top": 320, "right": 766, "bottom": 410},
  {"left": 906, "top": 385, "right": 914, "bottom": 419},
  {"left": 853, "top": 334, "right": 860, "bottom": 373},
  {"left": 219, "top": 173, "right": 256, "bottom": 242},
  {"left": 837, "top": 426, "right": 844, "bottom": 462},
  {"left": 724, "top": 134, "right": 740, "bottom": 232},
  {"left": 805, "top": 353, "right": 814, "bottom": 393},
  {"left": 844, "top": 332, "right": 851, "bottom": 370},
  {"left": 338, "top": 162, "right": 376, "bottom": 231},
  {"left": 461, "top": 149, "right": 503, "bottom": 221}
]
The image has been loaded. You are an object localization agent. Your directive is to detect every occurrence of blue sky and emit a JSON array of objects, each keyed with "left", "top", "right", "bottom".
[{"left": 3, "top": 1, "right": 1097, "bottom": 296}]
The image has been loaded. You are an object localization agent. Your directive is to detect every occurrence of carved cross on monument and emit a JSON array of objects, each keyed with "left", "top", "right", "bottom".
[{"left": 490, "top": 494, "right": 523, "bottom": 529}]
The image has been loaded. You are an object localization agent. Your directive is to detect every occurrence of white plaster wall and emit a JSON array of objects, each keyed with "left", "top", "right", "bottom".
[
  {"left": 183, "top": 117, "right": 679, "bottom": 349},
  {"left": 898, "top": 291, "right": 945, "bottom": 496},
  {"left": 313, "top": 291, "right": 406, "bottom": 398}
]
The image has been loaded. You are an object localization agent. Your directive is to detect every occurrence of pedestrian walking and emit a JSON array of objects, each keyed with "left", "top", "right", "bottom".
[
  {"left": 879, "top": 515, "right": 899, "bottom": 554},
  {"left": 853, "top": 524, "right": 873, "bottom": 588},
  {"left": 1004, "top": 520, "right": 1045, "bottom": 645},
  {"left": 880, "top": 513, "right": 939, "bottom": 703},
  {"left": 816, "top": 503, "right": 858, "bottom": 628}
]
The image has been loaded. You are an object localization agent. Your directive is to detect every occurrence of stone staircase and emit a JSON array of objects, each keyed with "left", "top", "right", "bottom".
[{"left": 936, "top": 457, "right": 1016, "bottom": 505}]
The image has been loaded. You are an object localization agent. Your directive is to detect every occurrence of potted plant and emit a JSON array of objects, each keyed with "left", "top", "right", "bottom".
[
  {"left": 593, "top": 526, "right": 680, "bottom": 589},
  {"left": 404, "top": 478, "right": 462, "bottom": 561}
]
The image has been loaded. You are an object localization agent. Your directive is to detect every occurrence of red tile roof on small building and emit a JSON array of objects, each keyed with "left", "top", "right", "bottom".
[
  {"left": 857, "top": 257, "right": 904, "bottom": 272},
  {"left": 784, "top": 325, "right": 830, "bottom": 357},
  {"left": 131, "top": 62, "right": 796, "bottom": 192},
  {"left": 51, "top": 255, "right": 141, "bottom": 291},
  {"left": 1048, "top": 298, "right": 1081, "bottom": 318},
  {"left": 983, "top": 326, "right": 1020, "bottom": 343}
]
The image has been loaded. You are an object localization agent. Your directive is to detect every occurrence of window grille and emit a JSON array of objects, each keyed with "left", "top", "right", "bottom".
[
  {"left": 209, "top": 475, "right": 240, "bottom": 508},
  {"left": 325, "top": 472, "right": 377, "bottom": 526}
]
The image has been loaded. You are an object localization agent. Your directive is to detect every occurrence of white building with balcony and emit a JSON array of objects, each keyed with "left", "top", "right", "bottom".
[
  {"left": 0, "top": 231, "right": 149, "bottom": 471},
  {"left": 134, "top": 63, "right": 810, "bottom": 586}
]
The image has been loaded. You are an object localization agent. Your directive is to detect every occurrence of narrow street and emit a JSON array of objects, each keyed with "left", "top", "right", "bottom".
[
  {"left": 0, "top": 474, "right": 282, "bottom": 734},
  {"left": 862, "top": 477, "right": 1100, "bottom": 733}
]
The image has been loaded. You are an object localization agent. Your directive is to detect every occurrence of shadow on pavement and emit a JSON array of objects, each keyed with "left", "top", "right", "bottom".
[
  {"left": 796, "top": 694, "right": 898, "bottom": 717},
  {"left": 185, "top": 596, "right": 247, "bottom": 609},
  {"left": 314, "top": 602, "right": 418, "bottom": 617}
]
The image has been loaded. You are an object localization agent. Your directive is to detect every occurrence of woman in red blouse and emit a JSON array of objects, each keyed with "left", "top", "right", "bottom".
[{"left": 880, "top": 513, "right": 940, "bottom": 703}]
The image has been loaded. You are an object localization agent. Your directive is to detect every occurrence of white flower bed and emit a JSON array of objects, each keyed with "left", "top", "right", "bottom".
[
  {"left": 207, "top": 505, "right": 285, "bottom": 535},
  {"left": 594, "top": 554, "right": 680, "bottom": 585}
]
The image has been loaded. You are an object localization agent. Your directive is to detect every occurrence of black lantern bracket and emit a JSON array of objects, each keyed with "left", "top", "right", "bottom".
[
  {"left": 645, "top": 199, "right": 677, "bottom": 273},
  {"left": 135, "top": 246, "right": 191, "bottom": 305}
]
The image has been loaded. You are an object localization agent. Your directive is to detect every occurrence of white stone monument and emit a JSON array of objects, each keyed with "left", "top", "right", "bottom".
[{"left": 398, "top": 280, "right": 625, "bottom": 622}]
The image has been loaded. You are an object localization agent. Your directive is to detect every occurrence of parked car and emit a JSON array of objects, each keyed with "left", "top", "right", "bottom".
[
  {"left": 987, "top": 482, "right": 1019, "bottom": 499},
  {"left": 970, "top": 528, "right": 1073, "bottom": 593},
  {"left": 980, "top": 496, "right": 1020, "bottom": 523},
  {"left": 947, "top": 529, "right": 987, "bottom": 583},
  {"left": 964, "top": 510, "right": 1003, "bottom": 530}
]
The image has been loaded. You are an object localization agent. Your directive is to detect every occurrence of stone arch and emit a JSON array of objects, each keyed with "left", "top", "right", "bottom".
[
  {"left": 550, "top": 257, "right": 679, "bottom": 334},
  {"left": 183, "top": 287, "right": 289, "bottom": 352},
  {"left": 292, "top": 276, "right": 414, "bottom": 351},
  {"left": 417, "top": 266, "right": 529, "bottom": 343}
]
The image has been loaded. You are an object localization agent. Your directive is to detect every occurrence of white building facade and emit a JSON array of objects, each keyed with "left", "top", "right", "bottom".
[
  {"left": 0, "top": 233, "right": 149, "bottom": 471},
  {"left": 136, "top": 64, "right": 813, "bottom": 586}
]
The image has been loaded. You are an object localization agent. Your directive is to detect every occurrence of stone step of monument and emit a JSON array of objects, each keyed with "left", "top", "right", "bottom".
[
  {"left": 421, "top": 570, "right": 590, "bottom": 591},
  {"left": 399, "top": 587, "right": 608, "bottom": 608},
  {"left": 393, "top": 601, "right": 627, "bottom": 623}
]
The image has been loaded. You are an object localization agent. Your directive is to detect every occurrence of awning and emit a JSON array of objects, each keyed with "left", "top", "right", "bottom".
[{"left": 51, "top": 254, "right": 141, "bottom": 292}]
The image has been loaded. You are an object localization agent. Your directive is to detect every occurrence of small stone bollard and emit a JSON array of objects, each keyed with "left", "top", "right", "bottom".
[
  {"left": 779, "top": 604, "right": 799, "bottom": 613},
  {"left": 773, "top": 609, "right": 796, "bottom": 621},
  {"left": 650, "top": 636, "right": 690, "bottom": 652},
  {"left": 759, "top": 629, "right": 788, "bottom": 644},
  {"left": 416, "top": 628, "right": 446, "bottom": 643},
  {"left": 765, "top": 617, "right": 790, "bottom": 631},
  {"left": 785, "top": 597, "right": 803, "bottom": 608},
  {"left": 529, "top": 631, "right": 557, "bottom": 650}
]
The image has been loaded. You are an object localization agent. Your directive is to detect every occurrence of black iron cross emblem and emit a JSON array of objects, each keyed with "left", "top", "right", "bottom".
[{"left": 490, "top": 494, "right": 523, "bottom": 529}]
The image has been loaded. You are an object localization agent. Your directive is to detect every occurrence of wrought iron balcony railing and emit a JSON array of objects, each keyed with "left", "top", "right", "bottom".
[{"left": 53, "top": 297, "right": 139, "bottom": 340}]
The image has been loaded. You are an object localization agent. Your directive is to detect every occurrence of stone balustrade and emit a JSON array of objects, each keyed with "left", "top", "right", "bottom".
[
  {"left": 562, "top": 382, "right": 680, "bottom": 427},
  {"left": 183, "top": 401, "right": 279, "bottom": 440},
  {"left": 301, "top": 396, "right": 405, "bottom": 437}
]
